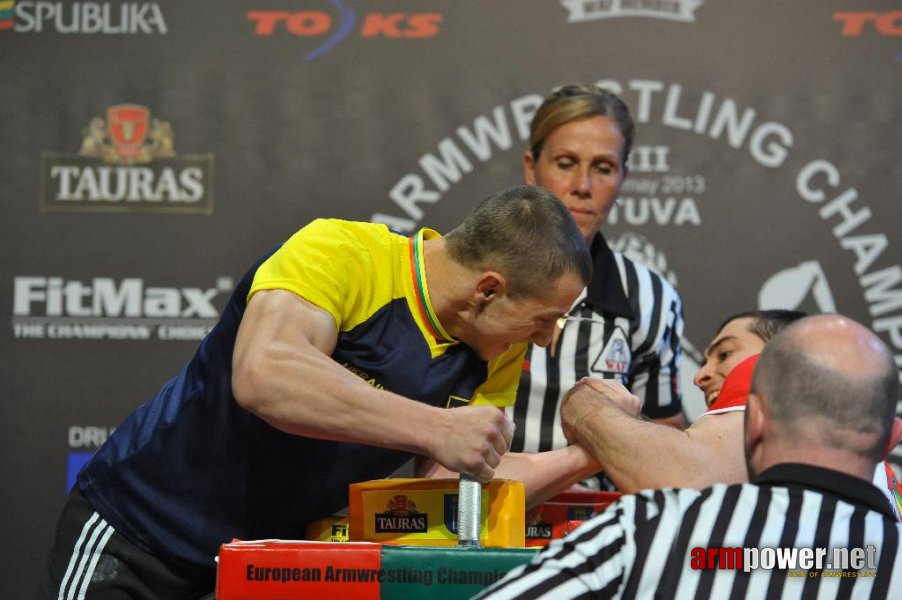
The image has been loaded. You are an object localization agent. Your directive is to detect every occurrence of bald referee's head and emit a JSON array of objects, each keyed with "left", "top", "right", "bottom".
[{"left": 745, "top": 314, "right": 900, "bottom": 480}]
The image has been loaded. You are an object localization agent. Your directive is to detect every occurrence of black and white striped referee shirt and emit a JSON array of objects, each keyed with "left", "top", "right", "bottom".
[
  {"left": 510, "top": 233, "right": 684, "bottom": 454},
  {"left": 476, "top": 463, "right": 902, "bottom": 599}
]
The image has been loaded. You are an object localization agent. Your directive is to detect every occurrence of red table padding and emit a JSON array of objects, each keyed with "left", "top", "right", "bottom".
[{"left": 216, "top": 540, "right": 382, "bottom": 600}]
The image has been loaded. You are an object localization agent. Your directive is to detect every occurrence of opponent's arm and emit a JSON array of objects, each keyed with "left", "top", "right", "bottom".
[
  {"left": 232, "top": 288, "right": 513, "bottom": 481},
  {"left": 650, "top": 412, "right": 688, "bottom": 428},
  {"left": 416, "top": 445, "right": 602, "bottom": 508},
  {"left": 562, "top": 379, "right": 747, "bottom": 493}
]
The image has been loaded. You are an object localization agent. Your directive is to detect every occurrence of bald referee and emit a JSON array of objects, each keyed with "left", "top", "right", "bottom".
[{"left": 477, "top": 314, "right": 902, "bottom": 599}]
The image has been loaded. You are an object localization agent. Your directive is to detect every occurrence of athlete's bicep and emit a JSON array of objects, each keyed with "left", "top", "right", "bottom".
[{"left": 233, "top": 289, "right": 338, "bottom": 393}]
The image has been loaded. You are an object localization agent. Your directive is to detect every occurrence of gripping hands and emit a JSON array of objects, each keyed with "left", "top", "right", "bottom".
[
  {"left": 431, "top": 405, "right": 515, "bottom": 482},
  {"left": 561, "top": 378, "right": 644, "bottom": 445}
]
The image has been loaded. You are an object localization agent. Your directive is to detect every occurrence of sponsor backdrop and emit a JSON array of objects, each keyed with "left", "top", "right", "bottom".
[{"left": 1, "top": 0, "right": 899, "bottom": 592}]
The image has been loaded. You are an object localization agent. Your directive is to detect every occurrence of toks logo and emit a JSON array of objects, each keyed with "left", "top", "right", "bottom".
[
  {"left": 247, "top": 1, "right": 442, "bottom": 61},
  {"left": 834, "top": 11, "right": 902, "bottom": 37},
  {"left": 41, "top": 104, "right": 214, "bottom": 213}
]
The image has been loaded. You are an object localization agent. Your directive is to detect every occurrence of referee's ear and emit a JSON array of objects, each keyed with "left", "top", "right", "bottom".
[
  {"left": 745, "top": 392, "right": 765, "bottom": 455},
  {"left": 881, "top": 417, "right": 902, "bottom": 461}
]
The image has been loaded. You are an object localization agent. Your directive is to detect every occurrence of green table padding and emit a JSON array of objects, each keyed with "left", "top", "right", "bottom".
[{"left": 379, "top": 545, "right": 538, "bottom": 599}]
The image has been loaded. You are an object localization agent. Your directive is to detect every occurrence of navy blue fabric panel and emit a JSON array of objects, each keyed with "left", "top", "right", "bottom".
[
  {"left": 77, "top": 248, "right": 279, "bottom": 565},
  {"left": 333, "top": 298, "right": 488, "bottom": 406}
]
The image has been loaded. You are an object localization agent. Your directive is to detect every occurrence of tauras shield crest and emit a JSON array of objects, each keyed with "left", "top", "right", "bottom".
[
  {"left": 107, "top": 104, "right": 150, "bottom": 159},
  {"left": 392, "top": 495, "right": 409, "bottom": 514}
]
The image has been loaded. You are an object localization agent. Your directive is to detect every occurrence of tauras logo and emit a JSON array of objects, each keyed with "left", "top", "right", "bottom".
[
  {"left": 8, "top": 1, "right": 168, "bottom": 35},
  {"left": 561, "top": 0, "right": 704, "bottom": 23},
  {"left": 375, "top": 495, "right": 427, "bottom": 533},
  {"left": 41, "top": 104, "right": 214, "bottom": 214},
  {"left": 526, "top": 523, "right": 552, "bottom": 539},
  {"left": 375, "top": 514, "right": 427, "bottom": 533},
  {"left": 525, "top": 510, "right": 553, "bottom": 539},
  {"left": 12, "top": 276, "right": 233, "bottom": 341}
]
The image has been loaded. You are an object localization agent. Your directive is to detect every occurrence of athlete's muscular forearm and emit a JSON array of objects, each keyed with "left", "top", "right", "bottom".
[{"left": 232, "top": 289, "right": 512, "bottom": 481}]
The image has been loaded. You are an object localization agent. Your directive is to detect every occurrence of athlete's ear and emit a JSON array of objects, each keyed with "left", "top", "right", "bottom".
[{"left": 475, "top": 272, "right": 506, "bottom": 306}]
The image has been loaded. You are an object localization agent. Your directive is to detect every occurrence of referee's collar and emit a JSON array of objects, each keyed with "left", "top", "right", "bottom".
[
  {"left": 583, "top": 232, "right": 634, "bottom": 319},
  {"left": 754, "top": 462, "right": 896, "bottom": 519}
]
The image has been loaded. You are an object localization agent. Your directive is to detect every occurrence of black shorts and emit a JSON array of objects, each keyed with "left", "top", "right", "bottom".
[{"left": 38, "top": 487, "right": 216, "bottom": 599}]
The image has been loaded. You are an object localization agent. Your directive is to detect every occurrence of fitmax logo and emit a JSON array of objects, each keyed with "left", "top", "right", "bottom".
[
  {"left": 247, "top": 0, "right": 442, "bottom": 61},
  {"left": 13, "top": 276, "right": 230, "bottom": 318}
]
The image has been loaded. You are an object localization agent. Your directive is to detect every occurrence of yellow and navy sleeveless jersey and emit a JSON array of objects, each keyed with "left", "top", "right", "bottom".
[{"left": 77, "top": 219, "right": 524, "bottom": 568}]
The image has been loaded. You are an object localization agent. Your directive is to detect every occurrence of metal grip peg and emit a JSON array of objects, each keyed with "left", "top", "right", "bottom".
[{"left": 457, "top": 475, "right": 482, "bottom": 547}]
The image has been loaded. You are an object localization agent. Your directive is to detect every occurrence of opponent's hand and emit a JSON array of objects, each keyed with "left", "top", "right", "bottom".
[
  {"left": 577, "top": 377, "right": 643, "bottom": 417},
  {"left": 560, "top": 378, "right": 643, "bottom": 445},
  {"left": 431, "top": 405, "right": 514, "bottom": 482}
]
